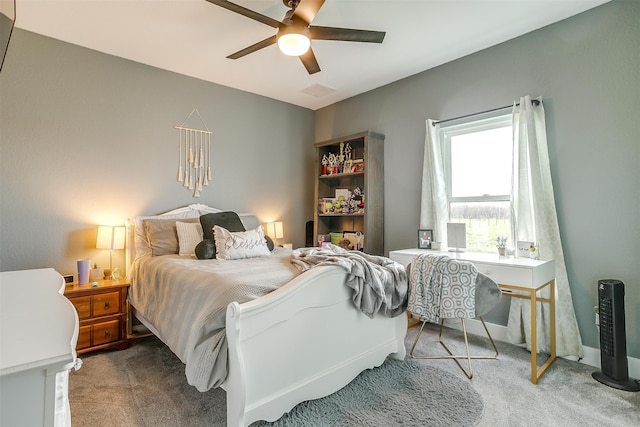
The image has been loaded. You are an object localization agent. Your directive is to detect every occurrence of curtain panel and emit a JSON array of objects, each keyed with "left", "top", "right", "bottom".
[{"left": 508, "top": 96, "right": 583, "bottom": 358}]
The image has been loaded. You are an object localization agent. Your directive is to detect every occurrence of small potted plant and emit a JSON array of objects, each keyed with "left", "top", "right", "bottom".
[{"left": 496, "top": 236, "right": 508, "bottom": 256}]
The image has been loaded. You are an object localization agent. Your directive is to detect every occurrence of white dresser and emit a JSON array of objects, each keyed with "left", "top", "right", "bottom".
[
  {"left": 389, "top": 249, "right": 556, "bottom": 383},
  {"left": 1, "top": 268, "right": 79, "bottom": 426}
]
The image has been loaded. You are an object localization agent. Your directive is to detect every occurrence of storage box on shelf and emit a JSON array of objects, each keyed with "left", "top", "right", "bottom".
[
  {"left": 64, "top": 279, "right": 130, "bottom": 354},
  {"left": 314, "top": 131, "right": 384, "bottom": 255}
]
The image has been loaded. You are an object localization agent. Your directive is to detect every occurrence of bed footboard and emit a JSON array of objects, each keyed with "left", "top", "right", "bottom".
[{"left": 222, "top": 265, "right": 407, "bottom": 427}]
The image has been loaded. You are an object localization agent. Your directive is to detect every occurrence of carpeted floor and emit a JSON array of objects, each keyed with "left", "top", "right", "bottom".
[
  {"left": 68, "top": 335, "right": 483, "bottom": 427},
  {"left": 407, "top": 323, "right": 640, "bottom": 427},
  {"left": 68, "top": 324, "right": 640, "bottom": 426}
]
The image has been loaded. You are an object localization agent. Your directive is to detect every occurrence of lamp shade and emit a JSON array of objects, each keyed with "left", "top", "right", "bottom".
[
  {"left": 96, "top": 226, "right": 126, "bottom": 250},
  {"left": 266, "top": 221, "right": 284, "bottom": 240}
]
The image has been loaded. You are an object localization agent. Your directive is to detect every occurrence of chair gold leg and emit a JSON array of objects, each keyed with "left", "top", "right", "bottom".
[{"left": 409, "top": 316, "right": 499, "bottom": 379}]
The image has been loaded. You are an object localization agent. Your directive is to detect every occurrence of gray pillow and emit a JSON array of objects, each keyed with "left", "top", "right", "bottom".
[
  {"left": 195, "top": 239, "right": 216, "bottom": 260},
  {"left": 264, "top": 235, "right": 275, "bottom": 251},
  {"left": 143, "top": 218, "right": 199, "bottom": 256},
  {"left": 200, "top": 212, "right": 245, "bottom": 239}
]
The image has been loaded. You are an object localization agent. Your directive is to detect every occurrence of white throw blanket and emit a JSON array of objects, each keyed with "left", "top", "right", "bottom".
[
  {"left": 408, "top": 254, "right": 477, "bottom": 323},
  {"left": 291, "top": 244, "right": 408, "bottom": 318}
]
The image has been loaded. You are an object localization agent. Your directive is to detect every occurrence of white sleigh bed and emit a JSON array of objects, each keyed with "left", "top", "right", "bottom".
[{"left": 126, "top": 204, "right": 407, "bottom": 426}]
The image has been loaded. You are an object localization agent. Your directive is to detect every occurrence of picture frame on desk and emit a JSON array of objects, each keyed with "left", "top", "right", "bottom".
[
  {"left": 517, "top": 240, "right": 534, "bottom": 257},
  {"left": 418, "top": 229, "right": 433, "bottom": 249}
]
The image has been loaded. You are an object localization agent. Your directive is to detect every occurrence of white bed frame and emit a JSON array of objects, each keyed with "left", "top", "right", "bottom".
[{"left": 126, "top": 204, "right": 407, "bottom": 427}]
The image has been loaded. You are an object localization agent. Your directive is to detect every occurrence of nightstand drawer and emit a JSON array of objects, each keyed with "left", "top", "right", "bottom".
[
  {"left": 93, "top": 292, "right": 120, "bottom": 317},
  {"left": 77, "top": 325, "right": 92, "bottom": 350},
  {"left": 93, "top": 320, "right": 120, "bottom": 346},
  {"left": 69, "top": 296, "right": 92, "bottom": 319}
]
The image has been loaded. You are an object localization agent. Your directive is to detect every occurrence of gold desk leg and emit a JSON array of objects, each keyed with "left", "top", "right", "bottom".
[
  {"left": 530, "top": 288, "right": 538, "bottom": 384},
  {"left": 534, "top": 280, "right": 557, "bottom": 383}
]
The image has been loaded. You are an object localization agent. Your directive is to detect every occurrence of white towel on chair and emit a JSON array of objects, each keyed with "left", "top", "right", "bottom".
[{"left": 408, "top": 254, "right": 477, "bottom": 323}]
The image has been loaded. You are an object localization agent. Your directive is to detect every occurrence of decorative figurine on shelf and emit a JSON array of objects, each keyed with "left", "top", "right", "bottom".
[
  {"left": 328, "top": 153, "right": 338, "bottom": 174},
  {"left": 322, "top": 154, "right": 329, "bottom": 175},
  {"left": 355, "top": 231, "right": 363, "bottom": 251},
  {"left": 344, "top": 143, "right": 352, "bottom": 160},
  {"left": 339, "top": 142, "right": 345, "bottom": 165},
  {"left": 337, "top": 237, "right": 352, "bottom": 250}
]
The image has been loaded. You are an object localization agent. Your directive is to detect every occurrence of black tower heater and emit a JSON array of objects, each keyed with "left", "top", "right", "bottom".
[{"left": 592, "top": 279, "right": 640, "bottom": 392}]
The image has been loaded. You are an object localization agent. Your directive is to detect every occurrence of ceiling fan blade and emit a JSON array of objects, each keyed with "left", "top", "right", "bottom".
[
  {"left": 207, "top": 0, "right": 281, "bottom": 28},
  {"left": 227, "top": 35, "right": 278, "bottom": 59},
  {"left": 310, "top": 26, "right": 385, "bottom": 43},
  {"left": 299, "top": 47, "right": 321, "bottom": 74},
  {"left": 293, "top": 0, "right": 326, "bottom": 24}
]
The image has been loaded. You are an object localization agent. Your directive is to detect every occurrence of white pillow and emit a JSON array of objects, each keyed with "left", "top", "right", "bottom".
[
  {"left": 176, "top": 221, "right": 204, "bottom": 256},
  {"left": 214, "top": 225, "right": 271, "bottom": 260}
]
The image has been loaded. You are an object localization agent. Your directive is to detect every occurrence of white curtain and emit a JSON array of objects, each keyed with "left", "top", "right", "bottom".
[
  {"left": 419, "top": 120, "right": 448, "bottom": 244},
  {"left": 509, "top": 96, "right": 583, "bottom": 358},
  {"left": 420, "top": 97, "right": 583, "bottom": 359}
]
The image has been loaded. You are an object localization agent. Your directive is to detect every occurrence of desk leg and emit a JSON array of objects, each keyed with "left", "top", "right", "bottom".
[
  {"left": 532, "top": 280, "right": 557, "bottom": 384},
  {"left": 530, "top": 290, "right": 538, "bottom": 384},
  {"left": 550, "top": 280, "right": 556, "bottom": 361}
]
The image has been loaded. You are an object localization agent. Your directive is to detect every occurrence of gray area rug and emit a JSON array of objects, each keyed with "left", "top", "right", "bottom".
[{"left": 68, "top": 336, "right": 484, "bottom": 427}]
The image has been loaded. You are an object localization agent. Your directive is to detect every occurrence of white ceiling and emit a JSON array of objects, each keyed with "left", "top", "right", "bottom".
[{"left": 14, "top": 0, "right": 609, "bottom": 110}]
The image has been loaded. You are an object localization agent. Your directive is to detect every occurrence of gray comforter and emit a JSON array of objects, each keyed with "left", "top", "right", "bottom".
[{"left": 291, "top": 244, "right": 409, "bottom": 318}]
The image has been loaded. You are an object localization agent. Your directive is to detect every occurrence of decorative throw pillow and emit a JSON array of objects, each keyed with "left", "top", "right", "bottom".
[
  {"left": 214, "top": 225, "right": 271, "bottom": 260},
  {"left": 176, "top": 221, "right": 203, "bottom": 256},
  {"left": 200, "top": 211, "right": 246, "bottom": 240},
  {"left": 264, "top": 235, "right": 275, "bottom": 251},
  {"left": 195, "top": 239, "right": 216, "bottom": 260},
  {"left": 143, "top": 218, "right": 200, "bottom": 256}
]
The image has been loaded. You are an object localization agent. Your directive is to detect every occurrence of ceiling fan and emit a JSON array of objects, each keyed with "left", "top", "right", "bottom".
[{"left": 206, "top": 0, "right": 386, "bottom": 74}]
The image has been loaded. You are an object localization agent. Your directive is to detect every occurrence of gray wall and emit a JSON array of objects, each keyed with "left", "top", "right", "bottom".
[
  {"left": 0, "top": 29, "right": 315, "bottom": 277},
  {"left": 315, "top": 1, "right": 639, "bottom": 357}
]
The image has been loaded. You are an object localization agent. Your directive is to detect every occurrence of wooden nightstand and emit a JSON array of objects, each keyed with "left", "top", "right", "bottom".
[{"left": 64, "top": 279, "right": 130, "bottom": 354}]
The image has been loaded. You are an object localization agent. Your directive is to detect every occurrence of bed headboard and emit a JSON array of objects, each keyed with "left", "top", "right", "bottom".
[{"left": 125, "top": 204, "right": 261, "bottom": 274}]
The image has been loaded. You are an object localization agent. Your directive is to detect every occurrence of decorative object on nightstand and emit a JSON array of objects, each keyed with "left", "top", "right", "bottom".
[
  {"left": 64, "top": 279, "right": 130, "bottom": 354},
  {"left": 266, "top": 221, "right": 284, "bottom": 246},
  {"left": 89, "top": 263, "right": 103, "bottom": 282},
  {"left": 96, "top": 225, "right": 125, "bottom": 279},
  {"left": 77, "top": 258, "right": 90, "bottom": 285}
]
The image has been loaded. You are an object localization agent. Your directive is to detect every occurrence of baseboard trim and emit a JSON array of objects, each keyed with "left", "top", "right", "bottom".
[{"left": 442, "top": 318, "right": 640, "bottom": 380}]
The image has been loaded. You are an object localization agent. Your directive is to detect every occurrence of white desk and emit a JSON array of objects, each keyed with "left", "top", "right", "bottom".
[{"left": 389, "top": 249, "right": 556, "bottom": 384}]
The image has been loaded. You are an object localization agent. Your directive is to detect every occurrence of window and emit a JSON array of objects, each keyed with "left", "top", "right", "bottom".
[{"left": 441, "top": 114, "right": 512, "bottom": 253}]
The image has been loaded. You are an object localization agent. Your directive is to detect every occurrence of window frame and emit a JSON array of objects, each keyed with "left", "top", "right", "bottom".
[{"left": 440, "top": 113, "right": 513, "bottom": 207}]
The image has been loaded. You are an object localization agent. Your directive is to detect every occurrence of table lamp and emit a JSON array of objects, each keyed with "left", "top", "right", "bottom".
[
  {"left": 96, "top": 225, "right": 126, "bottom": 279},
  {"left": 265, "top": 221, "right": 284, "bottom": 246}
]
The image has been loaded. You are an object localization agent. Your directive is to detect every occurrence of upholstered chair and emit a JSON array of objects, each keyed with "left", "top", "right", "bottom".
[{"left": 407, "top": 254, "right": 502, "bottom": 379}]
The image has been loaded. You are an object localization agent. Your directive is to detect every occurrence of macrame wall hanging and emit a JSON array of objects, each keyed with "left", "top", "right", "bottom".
[{"left": 174, "top": 108, "right": 212, "bottom": 197}]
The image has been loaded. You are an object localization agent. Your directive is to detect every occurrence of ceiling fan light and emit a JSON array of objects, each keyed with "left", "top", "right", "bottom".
[{"left": 277, "top": 33, "right": 310, "bottom": 56}]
